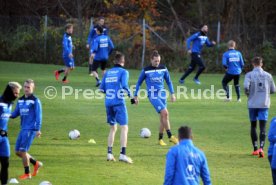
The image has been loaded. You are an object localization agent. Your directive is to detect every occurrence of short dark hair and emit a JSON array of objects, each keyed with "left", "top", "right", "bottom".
[
  {"left": 65, "top": 23, "right": 73, "bottom": 31},
  {"left": 252, "top": 56, "right": 263, "bottom": 66},
  {"left": 114, "top": 51, "right": 124, "bottom": 64},
  {"left": 97, "top": 26, "right": 103, "bottom": 34},
  {"left": 178, "top": 126, "right": 192, "bottom": 140},
  {"left": 151, "top": 50, "right": 160, "bottom": 59}
]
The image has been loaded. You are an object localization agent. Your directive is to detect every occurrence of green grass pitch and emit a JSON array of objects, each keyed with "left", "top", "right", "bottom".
[{"left": 0, "top": 61, "right": 274, "bottom": 185}]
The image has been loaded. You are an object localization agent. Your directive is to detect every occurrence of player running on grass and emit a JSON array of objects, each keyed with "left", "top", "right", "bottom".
[
  {"left": 134, "top": 50, "right": 178, "bottom": 146},
  {"left": 86, "top": 17, "right": 109, "bottom": 76},
  {"left": 0, "top": 82, "right": 21, "bottom": 185},
  {"left": 10, "top": 79, "right": 43, "bottom": 180},
  {"left": 55, "top": 23, "right": 75, "bottom": 83},
  {"left": 244, "top": 57, "right": 276, "bottom": 158},
  {"left": 179, "top": 25, "right": 216, "bottom": 85},
  {"left": 91, "top": 26, "right": 114, "bottom": 87},
  {"left": 222, "top": 40, "right": 244, "bottom": 102},
  {"left": 99, "top": 52, "right": 135, "bottom": 164}
]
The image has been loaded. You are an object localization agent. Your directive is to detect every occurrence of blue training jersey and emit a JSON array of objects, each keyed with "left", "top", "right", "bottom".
[
  {"left": 99, "top": 64, "right": 131, "bottom": 107},
  {"left": 222, "top": 49, "right": 244, "bottom": 75},
  {"left": 87, "top": 25, "right": 108, "bottom": 46},
  {"left": 186, "top": 32, "right": 214, "bottom": 53},
  {"left": 62, "top": 33, "right": 73, "bottom": 58},
  {"left": 134, "top": 65, "right": 174, "bottom": 97},
  {"left": 91, "top": 34, "right": 114, "bottom": 61},
  {"left": 0, "top": 97, "right": 12, "bottom": 131},
  {"left": 11, "top": 94, "right": 42, "bottom": 131},
  {"left": 164, "top": 139, "right": 212, "bottom": 185},
  {"left": 268, "top": 117, "right": 276, "bottom": 157}
]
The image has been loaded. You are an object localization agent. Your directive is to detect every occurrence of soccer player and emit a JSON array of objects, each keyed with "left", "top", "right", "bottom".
[
  {"left": 99, "top": 52, "right": 135, "bottom": 164},
  {"left": 87, "top": 17, "right": 108, "bottom": 75},
  {"left": 10, "top": 79, "right": 43, "bottom": 179},
  {"left": 268, "top": 117, "right": 276, "bottom": 184},
  {"left": 244, "top": 57, "right": 276, "bottom": 158},
  {"left": 90, "top": 26, "right": 114, "bottom": 87},
  {"left": 0, "top": 82, "right": 21, "bottom": 185},
  {"left": 164, "top": 126, "right": 212, "bottom": 185},
  {"left": 222, "top": 40, "right": 244, "bottom": 102},
  {"left": 55, "top": 23, "right": 75, "bottom": 83},
  {"left": 179, "top": 25, "right": 216, "bottom": 85},
  {"left": 134, "top": 50, "right": 178, "bottom": 146}
]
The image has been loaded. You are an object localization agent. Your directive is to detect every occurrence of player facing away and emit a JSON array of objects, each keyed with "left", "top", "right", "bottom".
[
  {"left": 86, "top": 17, "right": 108, "bottom": 75},
  {"left": 55, "top": 23, "right": 75, "bottom": 83},
  {"left": 10, "top": 79, "right": 43, "bottom": 180},
  {"left": 164, "top": 126, "right": 211, "bottom": 185},
  {"left": 222, "top": 40, "right": 244, "bottom": 102},
  {"left": 179, "top": 25, "right": 216, "bottom": 85},
  {"left": 99, "top": 52, "right": 135, "bottom": 163},
  {"left": 0, "top": 82, "right": 21, "bottom": 185},
  {"left": 134, "top": 50, "right": 178, "bottom": 146},
  {"left": 244, "top": 57, "right": 276, "bottom": 158},
  {"left": 90, "top": 26, "right": 114, "bottom": 87}
]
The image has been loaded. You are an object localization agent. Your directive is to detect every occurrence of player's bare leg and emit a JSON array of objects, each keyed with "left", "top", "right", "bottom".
[
  {"left": 160, "top": 109, "right": 178, "bottom": 144},
  {"left": 62, "top": 67, "right": 74, "bottom": 83},
  {"left": 92, "top": 70, "right": 101, "bottom": 87},
  {"left": 16, "top": 151, "right": 31, "bottom": 180},
  {"left": 158, "top": 115, "right": 167, "bottom": 146},
  {"left": 107, "top": 125, "right": 117, "bottom": 161},
  {"left": 119, "top": 125, "right": 133, "bottom": 164},
  {"left": 89, "top": 55, "right": 94, "bottom": 76}
]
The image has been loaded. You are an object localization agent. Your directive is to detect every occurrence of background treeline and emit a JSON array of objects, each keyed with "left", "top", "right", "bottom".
[{"left": 0, "top": 0, "right": 276, "bottom": 73}]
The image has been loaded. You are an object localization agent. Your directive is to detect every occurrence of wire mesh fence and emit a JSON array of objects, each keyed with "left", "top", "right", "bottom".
[{"left": 1, "top": 15, "right": 276, "bottom": 72}]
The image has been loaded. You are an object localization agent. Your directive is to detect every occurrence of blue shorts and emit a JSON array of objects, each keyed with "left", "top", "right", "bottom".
[
  {"left": 63, "top": 57, "right": 75, "bottom": 68},
  {"left": 106, "top": 104, "right": 128, "bottom": 126},
  {"left": 15, "top": 130, "right": 36, "bottom": 152},
  {"left": 0, "top": 136, "right": 10, "bottom": 157},
  {"left": 249, "top": 108, "right": 269, "bottom": 121},
  {"left": 149, "top": 96, "right": 167, "bottom": 113}
]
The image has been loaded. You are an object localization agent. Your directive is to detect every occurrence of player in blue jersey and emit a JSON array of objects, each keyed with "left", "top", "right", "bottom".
[
  {"left": 222, "top": 40, "right": 244, "bottom": 102},
  {"left": 86, "top": 17, "right": 108, "bottom": 75},
  {"left": 179, "top": 25, "right": 216, "bottom": 85},
  {"left": 10, "top": 79, "right": 43, "bottom": 180},
  {"left": 164, "top": 126, "right": 211, "bottom": 185},
  {"left": 268, "top": 117, "right": 276, "bottom": 184},
  {"left": 134, "top": 50, "right": 178, "bottom": 146},
  {"left": 99, "top": 52, "right": 135, "bottom": 164},
  {"left": 0, "top": 82, "right": 21, "bottom": 185},
  {"left": 91, "top": 26, "right": 114, "bottom": 87},
  {"left": 55, "top": 23, "right": 75, "bottom": 83}
]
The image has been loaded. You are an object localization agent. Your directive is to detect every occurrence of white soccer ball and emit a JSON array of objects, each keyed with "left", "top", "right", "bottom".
[
  {"left": 140, "top": 128, "right": 151, "bottom": 138},
  {"left": 68, "top": 129, "right": 80, "bottom": 140},
  {"left": 39, "top": 181, "right": 52, "bottom": 185}
]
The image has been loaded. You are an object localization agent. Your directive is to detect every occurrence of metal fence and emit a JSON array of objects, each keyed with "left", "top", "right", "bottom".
[{"left": 1, "top": 15, "right": 276, "bottom": 71}]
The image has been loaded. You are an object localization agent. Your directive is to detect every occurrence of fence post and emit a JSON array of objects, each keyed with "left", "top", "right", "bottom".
[
  {"left": 90, "top": 17, "right": 94, "bottom": 29},
  {"left": 44, "top": 15, "right": 48, "bottom": 62},
  {"left": 216, "top": 20, "right": 221, "bottom": 65},
  {"left": 141, "top": 18, "right": 146, "bottom": 69}
]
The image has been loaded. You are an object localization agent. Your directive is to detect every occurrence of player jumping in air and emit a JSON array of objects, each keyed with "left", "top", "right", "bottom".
[
  {"left": 90, "top": 26, "right": 114, "bottom": 87},
  {"left": 55, "top": 23, "right": 75, "bottom": 83},
  {"left": 222, "top": 40, "right": 244, "bottom": 102},
  {"left": 0, "top": 82, "right": 21, "bottom": 185},
  {"left": 244, "top": 57, "right": 276, "bottom": 158},
  {"left": 134, "top": 50, "right": 178, "bottom": 146},
  {"left": 11, "top": 79, "right": 43, "bottom": 180},
  {"left": 86, "top": 17, "right": 108, "bottom": 75},
  {"left": 99, "top": 52, "right": 135, "bottom": 164},
  {"left": 179, "top": 25, "right": 216, "bottom": 85}
]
